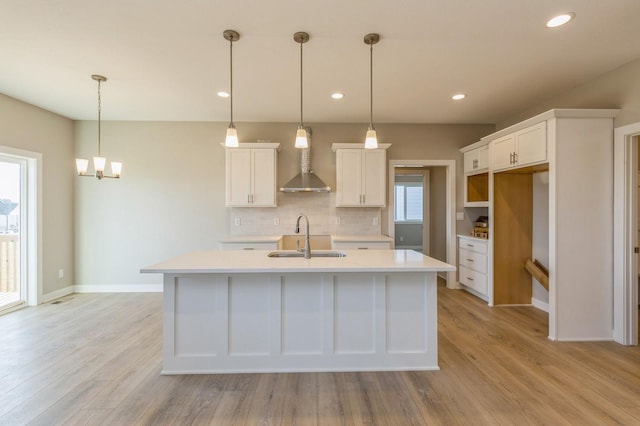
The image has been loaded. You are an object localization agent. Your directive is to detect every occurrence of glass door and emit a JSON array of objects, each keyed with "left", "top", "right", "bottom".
[{"left": 0, "top": 156, "right": 24, "bottom": 311}]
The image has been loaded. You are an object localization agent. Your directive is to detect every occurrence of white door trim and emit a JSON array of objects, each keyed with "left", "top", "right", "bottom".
[
  {"left": 0, "top": 145, "right": 42, "bottom": 306},
  {"left": 613, "top": 122, "right": 640, "bottom": 345},
  {"left": 388, "top": 160, "right": 456, "bottom": 287}
]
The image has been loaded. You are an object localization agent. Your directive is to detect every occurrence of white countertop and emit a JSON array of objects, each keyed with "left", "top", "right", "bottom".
[{"left": 141, "top": 249, "right": 455, "bottom": 274}]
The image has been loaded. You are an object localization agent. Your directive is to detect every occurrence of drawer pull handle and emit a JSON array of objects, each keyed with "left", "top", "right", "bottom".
[
  {"left": 466, "top": 244, "right": 474, "bottom": 247},
  {"left": 467, "top": 277, "right": 474, "bottom": 281},
  {"left": 466, "top": 258, "right": 474, "bottom": 262},
  {"left": 358, "top": 247, "right": 369, "bottom": 250},
  {"left": 243, "top": 248, "right": 254, "bottom": 250}
]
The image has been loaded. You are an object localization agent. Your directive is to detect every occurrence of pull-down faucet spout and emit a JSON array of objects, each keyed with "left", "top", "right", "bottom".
[{"left": 295, "top": 214, "right": 311, "bottom": 259}]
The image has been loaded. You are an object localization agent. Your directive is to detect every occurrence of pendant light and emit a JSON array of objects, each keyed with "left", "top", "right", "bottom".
[
  {"left": 76, "top": 74, "right": 122, "bottom": 179},
  {"left": 364, "top": 33, "right": 380, "bottom": 149},
  {"left": 294, "top": 32, "right": 309, "bottom": 149},
  {"left": 223, "top": 29, "right": 240, "bottom": 147}
]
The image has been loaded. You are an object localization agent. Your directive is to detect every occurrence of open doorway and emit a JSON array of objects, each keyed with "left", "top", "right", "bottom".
[
  {"left": 394, "top": 170, "right": 428, "bottom": 254},
  {"left": 388, "top": 160, "right": 456, "bottom": 287}
]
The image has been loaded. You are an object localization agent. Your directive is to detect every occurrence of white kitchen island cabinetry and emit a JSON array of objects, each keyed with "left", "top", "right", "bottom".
[
  {"left": 332, "top": 143, "right": 390, "bottom": 207},
  {"left": 141, "top": 249, "right": 454, "bottom": 374},
  {"left": 225, "top": 143, "right": 279, "bottom": 207}
]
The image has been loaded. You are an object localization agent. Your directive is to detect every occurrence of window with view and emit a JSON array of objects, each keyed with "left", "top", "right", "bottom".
[{"left": 395, "top": 181, "right": 423, "bottom": 222}]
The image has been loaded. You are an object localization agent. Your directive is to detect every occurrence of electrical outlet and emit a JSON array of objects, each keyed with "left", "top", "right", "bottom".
[
  {"left": 456, "top": 212, "right": 464, "bottom": 221},
  {"left": 58, "top": 269, "right": 64, "bottom": 279},
  {"left": 335, "top": 217, "right": 341, "bottom": 225},
  {"left": 372, "top": 217, "right": 379, "bottom": 225},
  {"left": 234, "top": 217, "right": 241, "bottom": 226},
  {"left": 273, "top": 217, "right": 279, "bottom": 225}
]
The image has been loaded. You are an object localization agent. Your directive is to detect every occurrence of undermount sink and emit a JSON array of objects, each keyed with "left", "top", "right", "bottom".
[{"left": 268, "top": 250, "right": 347, "bottom": 258}]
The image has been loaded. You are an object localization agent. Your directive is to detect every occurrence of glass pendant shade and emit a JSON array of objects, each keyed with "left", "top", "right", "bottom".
[
  {"left": 225, "top": 125, "right": 239, "bottom": 147},
  {"left": 111, "top": 162, "right": 123, "bottom": 177},
  {"left": 295, "top": 127, "right": 309, "bottom": 148},
  {"left": 76, "top": 158, "right": 89, "bottom": 175},
  {"left": 364, "top": 127, "right": 378, "bottom": 149},
  {"left": 93, "top": 156, "right": 106, "bottom": 173}
]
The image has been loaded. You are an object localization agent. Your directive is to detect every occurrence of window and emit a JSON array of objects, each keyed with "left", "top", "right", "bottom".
[{"left": 395, "top": 181, "right": 423, "bottom": 222}]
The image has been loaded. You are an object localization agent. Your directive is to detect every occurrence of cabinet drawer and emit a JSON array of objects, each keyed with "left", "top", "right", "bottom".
[
  {"left": 219, "top": 242, "right": 278, "bottom": 251},
  {"left": 459, "top": 265, "right": 487, "bottom": 295},
  {"left": 459, "top": 248, "right": 487, "bottom": 274},
  {"left": 332, "top": 241, "right": 392, "bottom": 250},
  {"left": 458, "top": 238, "right": 487, "bottom": 255}
]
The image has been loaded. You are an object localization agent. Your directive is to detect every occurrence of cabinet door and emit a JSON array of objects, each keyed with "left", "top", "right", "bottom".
[
  {"left": 336, "top": 149, "right": 363, "bottom": 206},
  {"left": 476, "top": 145, "right": 489, "bottom": 170},
  {"left": 226, "top": 149, "right": 252, "bottom": 206},
  {"left": 250, "top": 148, "right": 276, "bottom": 207},
  {"left": 463, "top": 150, "right": 477, "bottom": 173},
  {"left": 515, "top": 122, "right": 547, "bottom": 167},
  {"left": 491, "top": 134, "right": 515, "bottom": 171},
  {"left": 361, "top": 149, "right": 386, "bottom": 206}
]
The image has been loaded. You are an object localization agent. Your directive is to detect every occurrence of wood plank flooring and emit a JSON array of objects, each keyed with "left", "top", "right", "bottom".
[{"left": 0, "top": 285, "right": 638, "bottom": 425}]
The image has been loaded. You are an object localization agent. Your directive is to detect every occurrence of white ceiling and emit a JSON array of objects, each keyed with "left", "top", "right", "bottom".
[{"left": 2, "top": 0, "right": 640, "bottom": 124}]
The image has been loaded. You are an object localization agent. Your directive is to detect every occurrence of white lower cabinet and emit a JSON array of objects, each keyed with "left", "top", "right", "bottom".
[
  {"left": 332, "top": 241, "right": 392, "bottom": 250},
  {"left": 458, "top": 236, "right": 488, "bottom": 300},
  {"left": 219, "top": 242, "right": 278, "bottom": 251}
]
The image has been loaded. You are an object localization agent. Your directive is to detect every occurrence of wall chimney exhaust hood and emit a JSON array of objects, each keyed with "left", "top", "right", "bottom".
[{"left": 280, "top": 128, "right": 331, "bottom": 192}]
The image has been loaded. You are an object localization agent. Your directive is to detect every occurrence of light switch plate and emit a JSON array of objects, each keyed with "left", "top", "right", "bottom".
[{"left": 456, "top": 212, "right": 464, "bottom": 221}]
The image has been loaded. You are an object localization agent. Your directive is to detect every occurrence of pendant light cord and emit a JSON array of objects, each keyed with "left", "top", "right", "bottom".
[
  {"left": 299, "top": 40, "right": 303, "bottom": 126},
  {"left": 369, "top": 42, "right": 373, "bottom": 128},
  {"left": 229, "top": 37, "right": 234, "bottom": 126},
  {"left": 97, "top": 78, "right": 102, "bottom": 156}
]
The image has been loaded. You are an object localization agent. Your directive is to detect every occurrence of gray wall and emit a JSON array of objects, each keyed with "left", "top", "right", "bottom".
[
  {"left": 498, "top": 57, "right": 640, "bottom": 129},
  {"left": 75, "top": 121, "right": 493, "bottom": 287},
  {"left": 0, "top": 93, "right": 75, "bottom": 296}
]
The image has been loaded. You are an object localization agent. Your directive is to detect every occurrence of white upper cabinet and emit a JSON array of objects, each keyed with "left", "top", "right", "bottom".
[
  {"left": 491, "top": 122, "right": 547, "bottom": 172},
  {"left": 463, "top": 145, "right": 489, "bottom": 174},
  {"left": 332, "top": 143, "right": 390, "bottom": 207},
  {"left": 225, "top": 143, "right": 279, "bottom": 207}
]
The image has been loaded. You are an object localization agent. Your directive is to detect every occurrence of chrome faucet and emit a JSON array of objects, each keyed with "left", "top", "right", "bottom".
[{"left": 295, "top": 214, "right": 311, "bottom": 259}]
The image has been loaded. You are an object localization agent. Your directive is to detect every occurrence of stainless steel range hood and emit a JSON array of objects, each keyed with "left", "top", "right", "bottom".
[{"left": 280, "top": 128, "right": 331, "bottom": 192}]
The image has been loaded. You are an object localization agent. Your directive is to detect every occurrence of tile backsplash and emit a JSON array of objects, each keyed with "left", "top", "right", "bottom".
[{"left": 229, "top": 192, "right": 382, "bottom": 236}]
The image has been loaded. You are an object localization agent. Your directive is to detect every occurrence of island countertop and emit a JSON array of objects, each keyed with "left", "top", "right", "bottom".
[{"left": 141, "top": 249, "right": 455, "bottom": 275}]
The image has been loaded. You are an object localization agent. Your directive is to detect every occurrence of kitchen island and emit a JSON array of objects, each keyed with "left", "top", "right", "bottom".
[{"left": 141, "top": 249, "right": 455, "bottom": 374}]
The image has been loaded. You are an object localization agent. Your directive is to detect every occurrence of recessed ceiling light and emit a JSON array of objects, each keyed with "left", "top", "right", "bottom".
[
  {"left": 217, "top": 91, "right": 230, "bottom": 98},
  {"left": 452, "top": 93, "right": 466, "bottom": 100},
  {"left": 331, "top": 92, "right": 344, "bottom": 99},
  {"left": 546, "top": 13, "right": 575, "bottom": 28}
]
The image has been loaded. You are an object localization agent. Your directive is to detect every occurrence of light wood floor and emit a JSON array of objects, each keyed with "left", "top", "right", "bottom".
[{"left": 1, "top": 285, "right": 639, "bottom": 425}]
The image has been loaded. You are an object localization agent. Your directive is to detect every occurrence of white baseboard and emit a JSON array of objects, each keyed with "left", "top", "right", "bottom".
[
  {"left": 42, "top": 286, "right": 75, "bottom": 303},
  {"left": 73, "top": 284, "right": 163, "bottom": 293},
  {"left": 531, "top": 297, "right": 549, "bottom": 312}
]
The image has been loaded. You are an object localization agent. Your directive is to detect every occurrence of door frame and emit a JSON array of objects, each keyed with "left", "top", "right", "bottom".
[
  {"left": 388, "top": 159, "right": 456, "bottom": 287},
  {"left": 613, "top": 122, "right": 640, "bottom": 345},
  {"left": 0, "top": 145, "right": 42, "bottom": 308}
]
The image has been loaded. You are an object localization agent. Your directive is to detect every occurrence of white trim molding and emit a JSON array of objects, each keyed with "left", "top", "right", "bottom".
[
  {"left": 73, "top": 284, "right": 163, "bottom": 293},
  {"left": 613, "top": 121, "right": 640, "bottom": 345}
]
